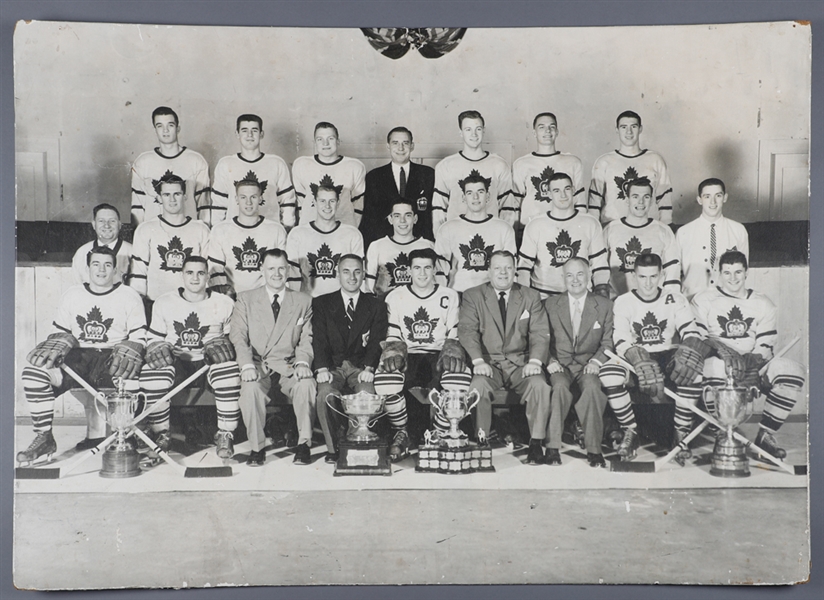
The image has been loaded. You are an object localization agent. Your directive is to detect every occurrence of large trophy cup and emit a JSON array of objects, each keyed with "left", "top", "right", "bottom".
[
  {"left": 417, "top": 389, "right": 494, "bottom": 474},
  {"left": 703, "top": 367, "right": 760, "bottom": 478},
  {"left": 94, "top": 378, "right": 145, "bottom": 479},
  {"left": 326, "top": 391, "right": 391, "bottom": 476}
]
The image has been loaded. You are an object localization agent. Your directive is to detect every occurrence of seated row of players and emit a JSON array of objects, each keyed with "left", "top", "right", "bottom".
[{"left": 130, "top": 107, "right": 675, "bottom": 236}]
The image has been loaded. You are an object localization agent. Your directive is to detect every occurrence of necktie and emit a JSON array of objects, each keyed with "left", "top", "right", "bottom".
[
  {"left": 346, "top": 297, "right": 356, "bottom": 327},
  {"left": 572, "top": 298, "right": 583, "bottom": 345},
  {"left": 271, "top": 294, "right": 280, "bottom": 322},
  {"left": 399, "top": 166, "right": 407, "bottom": 197},
  {"left": 498, "top": 291, "right": 507, "bottom": 327},
  {"left": 709, "top": 223, "right": 717, "bottom": 268}
]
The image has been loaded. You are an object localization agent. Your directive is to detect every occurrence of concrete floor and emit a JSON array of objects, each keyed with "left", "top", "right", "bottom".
[{"left": 13, "top": 488, "right": 809, "bottom": 590}]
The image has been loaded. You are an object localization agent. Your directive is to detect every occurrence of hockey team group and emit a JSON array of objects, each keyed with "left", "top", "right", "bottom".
[{"left": 17, "top": 106, "right": 805, "bottom": 473}]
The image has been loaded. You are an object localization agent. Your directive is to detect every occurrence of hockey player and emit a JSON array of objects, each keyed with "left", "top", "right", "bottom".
[
  {"left": 71, "top": 203, "right": 132, "bottom": 285},
  {"left": 364, "top": 200, "right": 441, "bottom": 296},
  {"left": 587, "top": 111, "right": 673, "bottom": 225},
  {"left": 208, "top": 178, "right": 288, "bottom": 299},
  {"left": 676, "top": 178, "right": 749, "bottom": 300},
  {"left": 433, "top": 110, "right": 515, "bottom": 232},
  {"left": 378, "top": 248, "right": 467, "bottom": 459},
  {"left": 434, "top": 171, "right": 517, "bottom": 293},
  {"left": 139, "top": 256, "right": 241, "bottom": 459},
  {"left": 131, "top": 106, "right": 210, "bottom": 225},
  {"left": 517, "top": 172, "right": 610, "bottom": 297},
  {"left": 512, "top": 112, "right": 586, "bottom": 226},
  {"left": 598, "top": 253, "right": 710, "bottom": 462},
  {"left": 285, "top": 184, "right": 364, "bottom": 298},
  {"left": 692, "top": 251, "right": 805, "bottom": 460},
  {"left": 291, "top": 122, "right": 366, "bottom": 227},
  {"left": 17, "top": 246, "right": 146, "bottom": 464},
  {"left": 602, "top": 176, "right": 681, "bottom": 297},
  {"left": 130, "top": 173, "right": 211, "bottom": 308},
  {"left": 210, "top": 114, "right": 297, "bottom": 228}
]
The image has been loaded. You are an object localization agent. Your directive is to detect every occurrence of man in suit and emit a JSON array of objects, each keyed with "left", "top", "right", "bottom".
[
  {"left": 544, "top": 257, "right": 614, "bottom": 468},
  {"left": 313, "top": 254, "right": 388, "bottom": 462},
  {"left": 230, "top": 249, "right": 317, "bottom": 466},
  {"left": 457, "top": 250, "right": 551, "bottom": 465},
  {"left": 360, "top": 126, "right": 435, "bottom": 248}
]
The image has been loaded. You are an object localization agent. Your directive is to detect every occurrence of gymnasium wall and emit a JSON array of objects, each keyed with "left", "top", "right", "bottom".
[{"left": 14, "top": 21, "right": 810, "bottom": 225}]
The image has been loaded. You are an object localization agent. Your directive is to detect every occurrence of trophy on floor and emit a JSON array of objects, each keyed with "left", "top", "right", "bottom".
[
  {"left": 704, "top": 366, "right": 759, "bottom": 478},
  {"left": 326, "top": 391, "right": 392, "bottom": 476},
  {"left": 95, "top": 378, "right": 145, "bottom": 479}
]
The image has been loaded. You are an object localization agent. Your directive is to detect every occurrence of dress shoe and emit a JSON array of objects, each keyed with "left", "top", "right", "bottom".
[
  {"left": 293, "top": 442, "right": 311, "bottom": 465},
  {"left": 246, "top": 449, "right": 265, "bottom": 467},
  {"left": 525, "top": 441, "right": 545, "bottom": 465},
  {"left": 586, "top": 452, "right": 606, "bottom": 469},
  {"left": 325, "top": 450, "right": 339, "bottom": 464},
  {"left": 545, "top": 448, "right": 562, "bottom": 466}
]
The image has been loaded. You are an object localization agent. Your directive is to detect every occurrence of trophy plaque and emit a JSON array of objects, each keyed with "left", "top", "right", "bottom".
[
  {"left": 326, "top": 391, "right": 392, "bottom": 476},
  {"left": 416, "top": 389, "right": 494, "bottom": 474},
  {"left": 95, "top": 379, "right": 145, "bottom": 479}
]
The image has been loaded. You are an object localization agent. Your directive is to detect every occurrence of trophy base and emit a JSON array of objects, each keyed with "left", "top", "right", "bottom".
[
  {"left": 335, "top": 439, "right": 392, "bottom": 476},
  {"left": 100, "top": 447, "right": 142, "bottom": 479},
  {"left": 416, "top": 442, "right": 495, "bottom": 474},
  {"left": 709, "top": 438, "right": 751, "bottom": 478}
]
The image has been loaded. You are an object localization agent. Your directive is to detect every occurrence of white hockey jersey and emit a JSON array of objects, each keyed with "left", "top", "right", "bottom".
[
  {"left": 364, "top": 236, "right": 443, "bottom": 295},
  {"left": 71, "top": 239, "right": 133, "bottom": 285},
  {"left": 385, "top": 284, "right": 460, "bottom": 355},
  {"left": 291, "top": 155, "right": 366, "bottom": 227},
  {"left": 208, "top": 217, "right": 287, "bottom": 294},
  {"left": 512, "top": 151, "right": 586, "bottom": 225},
  {"left": 588, "top": 150, "right": 672, "bottom": 224},
  {"left": 130, "top": 147, "right": 210, "bottom": 223},
  {"left": 285, "top": 221, "right": 364, "bottom": 297},
  {"left": 613, "top": 288, "right": 700, "bottom": 356},
  {"left": 602, "top": 218, "right": 681, "bottom": 296}
]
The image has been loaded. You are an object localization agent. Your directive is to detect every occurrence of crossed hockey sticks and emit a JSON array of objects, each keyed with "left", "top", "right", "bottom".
[
  {"left": 604, "top": 337, "right": 805, "bottom": 476},
  {"left": 16, "top": 363, "right": 231, "bottom": 479}
]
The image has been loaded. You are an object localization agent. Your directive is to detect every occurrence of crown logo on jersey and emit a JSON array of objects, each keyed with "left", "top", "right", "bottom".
[
  {"left": 633, "top": 311, "right": 667, "bottom": 345},
  {"left": 76, "top": 306, "right": 113, "bottom": 343},
  {"left": 151, "top": 170, "right": 178, "bottom": 203},
  {"left": 310, "top": 174, "right": 344, "bottom": 200},
  {"left": 174, "top": 312, "right": 210, "bottom": 349},
  {"left": 616, "top": 236, "right": 652, "bottom": 273},
  {"left": 158, "top": 236, "right": 192, "bottom": 272},
  {"left": 307, "top": 243, "right": 340, "bottom": 279},
  {"left": 546, "top": 229, "right": 581, "bottom": 267},
  {"left": 234, "top": 170, "right": 269, "bottom": 205},
  {"left": 459, "top": 234, "right": 494, "bottom": 271},
  {"left": 386, "top": 252, "right": 412, "bottom": 286},
  {"left": 404, "top": 307, "right": 439, "bottom": 344},
  {"left": 614, "top": 166, "right": 640, "bottom": 200},
  {"left": 233, "top": 237, "right": 268, "bottom": 272},
  {"left": 458, "top": 169, "right": 492, "bottom": 192},
  {"left": 531, "top": 165, "right": 556, "bottom": 203},
  {"left": 717, "top": 305, "right": 754, "bottom": 339}
]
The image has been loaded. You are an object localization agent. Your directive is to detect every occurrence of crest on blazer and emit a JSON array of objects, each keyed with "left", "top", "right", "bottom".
[
  {"left": 531, "top": 165, "right": 556, "bottom": 204},
  {"left": 614, "top": 166, "right": 640, "bottom": 200},
  {"left": 233, "top": 237, "right": 268, "bottom": 272},
  {"left": 76, "top": 306, "right": 113, "bottom": 343},
  {"left": 157, "top": 236, "right": 193, "bottom": 272},
  {"left": 151, "top": 169, "right": 177, "bottom": 204},
  {"left": 633, "top": 311, "right": 667, "bottom": 345},
  {"left": 174, "top": 312, "right": 210, "bottom": 349},
  {"left": 616, "top": 236, "right": 652, "bottom": 272},
  {"left": 717, "top": 305, "right": 754, "bottom": 339},
  {"left": 307, "top": 243, "right": 341, "bottom": 280},
  {"left": 546, "top": 229, "right": 581, "bottom": 267},
  {"left": 459, "top": 234, "right": 494, "bottom": 272},
  {"left": 385, "top": 251, "right": 412, "bottom": 287},
  {"left": 234, "top": 170, "right": 269, "bottom": 205},
  {"left": 404, "top": 306, "right": 439, "bottom": 344}
]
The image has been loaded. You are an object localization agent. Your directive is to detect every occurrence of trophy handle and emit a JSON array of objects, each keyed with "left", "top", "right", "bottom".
[
  {"left": 325, "top": 393, "right": 358, "bottom": 427},
  {"left": 701, "top": 385, "right": 714, "bottom": 407},
  {"left": 93, "top": 392, "right": 108, "bottom": 420},
  {"left": 465, "top": 389, "right": 481, "bottom": 413},
  {"left": 367, "top": 410, "right": 387, "bottom": 428},
  {"left": 428, "top": 388, "right": 443, "bottom": 414}
]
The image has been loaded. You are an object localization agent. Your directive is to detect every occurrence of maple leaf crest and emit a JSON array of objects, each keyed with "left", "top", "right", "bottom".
[
  {"left": 615, "top": 236, "right": 652, "bottom": 272},
  {"left": 307, "top": 243, "right": 341, "bottom": 279},
  {"left": 717, "top": 305, "right": 754, "bottom": 339},
  {"left": 403, "top": 306, "right": 439, "bottom": 344},
  {"left": 158, "top": 235, "right": 193, "bottom": 272},
  {"left": 632, "top": 311, "right": 668, "bottom": 346},
  {"left": 614, "top": 166, "right": 640, "bottom": 200},
  {"left": 458, "top": 169, "right": 492, "bottom": 192},
  {"left": 386, "top": 251, "right": 412, "bottom": 287},
  {"left": 309, "top": 174, "right": 344, "bottom": 201},
  {"left": 545, "top": 229, "right": 581, "bottom": 267},
  {"left": 234, "top": 170, "right": 269, "bottom": 204},
  {"left": 173, "top": 312, "right": 211, "bottom": 349},
  {"left": 151, "top": 169, "right": 177, "bottom": 202},
  {"left": 75, "top": 305, "right": 113, "bottom": 343},
  {"left": 530, "top": 165, "right": 556, "bottom": 204},
  {"left": 232, "top": 236, "right": 267, "bottom": 272},
  {"left": 458, "top": 234, "right": 495, "bottom": 272}
]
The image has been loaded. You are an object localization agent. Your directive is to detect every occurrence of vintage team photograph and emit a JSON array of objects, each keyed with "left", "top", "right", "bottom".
[{"left": 11, "top": 20, "right": 810, "bottom": 590}]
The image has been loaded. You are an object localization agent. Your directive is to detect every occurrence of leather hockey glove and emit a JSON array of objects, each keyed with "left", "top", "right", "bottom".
[
  {"left": 592, "top": 283, "right": 611, "bottom": 299},
  {"left": 741, "top": 352, "right": 767, "bottom": 389},
  {"left": 667, "top": 336, "right": 711, "bottom": 386},
  {"left": 624, "top": 346, "right": 665, "bottom": 400},
  {"left": 436, "top": 338, "right": 466, "bottom": 374},
  {"left": 108, "top": 340, "right": 145, "bottom": 380},
  {"left": 706, "top": 338, "right": 746, "bottom": 382},
  {"left": 203, "top": 336, "right": 237, "bottom": 365},
  {"left": 379, "top": 340, "right": 407, "bottom": 373},
  {"left": 146, "top": 341, "right": 175, "bottom": 369},
  {"left": 27, "top": 333, "right": 78, "bottom": 368}
]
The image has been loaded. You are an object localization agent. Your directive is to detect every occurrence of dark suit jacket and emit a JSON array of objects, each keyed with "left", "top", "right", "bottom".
[
  {"left": 458, "top": 282, "right": 549, "bottom": 367},
  {"left": 544, "top": 293, "right": 614, "bottom": 376},
  {"left": 360, "top": 161, "right": 435, "bottom": 247},
  {"left": 312, "top": 291, "right": 388, "bottom": 372}
]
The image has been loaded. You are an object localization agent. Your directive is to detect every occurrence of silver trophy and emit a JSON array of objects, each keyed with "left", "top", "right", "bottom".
[
  {"left": 94, "top": 378, "right": 146, "bottom": 479},
  {"left": 326, "top": 391, "right": 386, "bottom": 442},
  {"left": 427, "top": 388, "right": 480, "bottom": 447},
  {"left": 703, "top": 367, "right": 760, "bottom": 478}
]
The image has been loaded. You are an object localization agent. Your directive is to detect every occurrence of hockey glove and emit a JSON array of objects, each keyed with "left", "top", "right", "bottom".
[
  {"left": 741, "top": 353, "right": 767, "bottom": 390},
  {"left": 108, "top": 340, "right": 145, "bottom": 380},
  {"left": 706, "top": 338, "right": 746, "bottom": 382},
  {"left": 667, "top": 336, "right": 711, "bottom": 386},
  {"left": 436, "top": 338, "right": 466, "bottom": 374},
  {"left": 210, "top": 284, "right": 236, "bottom": 301},
  {"left": 592, "top": 283, "right": 611, "bottom": 299},
  {"left": 146, "top": 341, "right": 175, "bottom": 369},
  {"left": 374, "top": 265, "right": 393, "bottom": 296},
  {"left": 624, "top": 346, "right": 665, "bottom": 399},
  {"left": 27, "top": 333, "right": 78, "bottom": 368},
  {"left": 203, "top": 335, "right": 237, "bottom": 365},
  {"left": 379, "top": 340, "right": 407, "bottom": 373}
]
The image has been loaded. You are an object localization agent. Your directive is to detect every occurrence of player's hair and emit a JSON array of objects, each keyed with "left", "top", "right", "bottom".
[
  {"left": 458, "top": 110, "right": 484, "bottom": 128},
  {"left": 547, "top": 171, "right": 573, "bottom": 187},
  {"left": 261, "top": 248, "right": 289, "bottom": 263},
  {"left": 532, "top": 112, "right": 557, "bottom": 128},
  {"left": 234, "top": 178, "right": 262, "bottom": 193},
  {"left": 236, "top": 114, "right": 263, "bottom": 131},
  {"left": 489, "top": 250, "right": 516, "bottom": 265},
  {"left": 563, "top": 256, "right": 591, "bottom": 271},
  {"left": 315, "top": 184, "right": 341, "bottom": 200},
  {"left": 719, "top": 250, "right": 748, "bottom": 271},
  {"left": 153, "top": 173, "right": 187, "bottom": 195},
  {"left": 152, "top": 106, "right": 179, "bottom": 126},
  {"left": 182, "top": 255, "right": 209, "bottom": 270},
  {"left": 338, "top": 254, "right": 364, "bottom": 269},
  {"left": 314, "top": 121, "right": 339, "bottom": 138},
  {"left": 386, "top": 126, "right": 413, "bottom": 143},
  {"left": 458, "top": 171, "right": 491, "bottom": 192},
  {"left": 409, "top": 248, "right": 439, "bottom": 268},
  {"left": 616, "top": 110, "right": 642, "bottom": 127},
  {"left": 86, "top": 245, "right": 117, "bottom": 266},
  {"left": 698, "top": 178, "right": 726, "bottom": 195},
  {"left": 625, "top": 176, "right": 653, "bottom": 196},
  {"left": 634, "top": 252, "right": 662, "bottom": 271},
  {"left": 390, "top": 200, "right": 416, "bottom": 214},
  {"left": 92, "top": 203, "right": 120, "bottom": 219}
]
